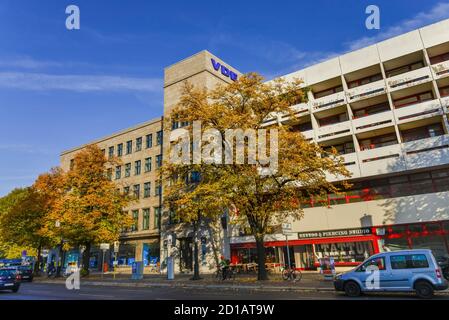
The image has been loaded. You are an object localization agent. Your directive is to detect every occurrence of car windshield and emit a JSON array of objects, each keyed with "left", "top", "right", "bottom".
[{"left": 0, "top": 270, "right": 13, "bottom": 277}]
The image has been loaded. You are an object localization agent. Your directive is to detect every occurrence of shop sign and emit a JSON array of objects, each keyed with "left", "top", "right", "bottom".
[
  {"left": 211, "top": 58, "right": 238, "bottom": 81},
  {"left": 298, "top": 227, "right": 372, "bottom": 239}
]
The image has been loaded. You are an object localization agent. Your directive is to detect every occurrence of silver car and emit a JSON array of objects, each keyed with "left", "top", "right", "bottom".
[{"left": 334, "top": 249, "right": 448, "bottom": 298}]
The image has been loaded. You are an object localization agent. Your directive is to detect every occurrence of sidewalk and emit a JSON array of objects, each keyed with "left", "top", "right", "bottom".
[{"left": 34, "top": 272, "right": 336, "bottom": 292}]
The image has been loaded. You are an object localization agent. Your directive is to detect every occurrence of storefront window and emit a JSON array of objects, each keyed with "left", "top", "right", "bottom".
[
  {"left": 314, "top": 241, "right": 373, "bottom": 264},
  {"left": 411, "top": 235, "right": 448, "bottom": 259},
  {"left": 383, "top": 237, "right": 409, "bottom": 251}
]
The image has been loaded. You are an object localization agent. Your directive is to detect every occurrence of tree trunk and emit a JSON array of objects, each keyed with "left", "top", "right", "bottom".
[
  {"left": 191, "top": 220, "right": 201, "bottom": 280},
  {"left": 255, "top": 236, "right": 268, "bottom": 280},
  {"left": 81, "top": 242, "right": 91, "bottom": 276},
  {"left": 34, "top": 243, "right": 42, "bottom": 276}
]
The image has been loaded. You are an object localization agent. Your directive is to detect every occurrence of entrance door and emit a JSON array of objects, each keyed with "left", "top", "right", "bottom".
[
  {"left": 179, "top": 238, "right": 193, "bottom": 272},
  {"left": 295, "top": 245, "right": 316, "bottom": 270}
]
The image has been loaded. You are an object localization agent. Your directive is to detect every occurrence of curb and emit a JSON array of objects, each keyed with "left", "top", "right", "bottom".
[{"left": 33, "top": 279, "right": 335, "bottom": 293}]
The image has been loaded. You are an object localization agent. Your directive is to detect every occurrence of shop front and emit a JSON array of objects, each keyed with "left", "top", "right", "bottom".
[{"left": 230, "top": 220, "right": 449, "bottom": 271}]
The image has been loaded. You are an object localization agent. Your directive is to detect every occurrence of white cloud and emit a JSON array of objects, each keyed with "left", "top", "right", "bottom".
[
  {"left": 347, "top": 2, "right": 449, "bottom": 51},
  {"left": 0, "top": 72, "right": 163, "bottom": 93}
]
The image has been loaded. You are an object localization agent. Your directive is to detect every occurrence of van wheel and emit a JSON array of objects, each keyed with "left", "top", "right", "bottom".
[
  {"left": 11, "top": 287, "right": 19, "bottom": 293},
  {"left": 415, "top": 281, "right": 434, "bottom": 299},
  {"left": 344, "top": 281, "right": 361, "bottom": 297}
]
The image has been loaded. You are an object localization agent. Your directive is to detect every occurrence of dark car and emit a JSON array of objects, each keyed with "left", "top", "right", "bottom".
[
  {"left": 0, "top": 269, "right": 20, "bottom": 293},
  {"left": 18, "top": 265, "right": 34, "bottom": 282}
]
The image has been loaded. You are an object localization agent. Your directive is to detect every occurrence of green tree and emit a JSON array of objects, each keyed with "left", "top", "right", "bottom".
[{"left": 163, "top": 73, "right": 351, "bottom": 280}]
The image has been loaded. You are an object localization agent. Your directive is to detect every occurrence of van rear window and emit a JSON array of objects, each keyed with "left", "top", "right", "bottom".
[{"left": 390, "top": 254, "right": 429, "bottom": 269}]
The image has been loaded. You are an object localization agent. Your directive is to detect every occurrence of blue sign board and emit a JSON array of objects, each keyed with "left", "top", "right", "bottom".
[{"left": 211, "top": 58, "right": 238, "bottom": 81}]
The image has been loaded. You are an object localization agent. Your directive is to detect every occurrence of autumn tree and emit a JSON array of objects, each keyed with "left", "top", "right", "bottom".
[
  {"left": 43, "top": 144, "right": 133, "bottom": 275},
  {"left": 163, "top": 73, "right": 351, "bottom": 280},
  {"left": 0, "top": 188, "right": 38, "bottom": 260}
]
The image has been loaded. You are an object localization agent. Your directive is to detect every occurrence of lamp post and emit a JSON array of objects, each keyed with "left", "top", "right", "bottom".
[{"left": 55, "top": 220, "right": 64, "bottom": 277}]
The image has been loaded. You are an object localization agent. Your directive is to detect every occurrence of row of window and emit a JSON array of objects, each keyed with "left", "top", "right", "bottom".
[
  {"left": 121, "top": 181, "right": 162, "bottom": 199},
  {"left": 129, "top": 207, "right": 161, "bottom": 232},
  {"left": 321, "top": 122, "right": 444, "bottom": 154},
  {"left": 107, "top": 155, "right": 163, "bottom": 180},
  {"left": 310, "top": 47, "right": 449, "bottom": 101},
  {"left": 301, "top": 168, "right": 449, "bottom": 208},
  {"left": 104, "top": 131, "right": 163, "bottom": 159}
]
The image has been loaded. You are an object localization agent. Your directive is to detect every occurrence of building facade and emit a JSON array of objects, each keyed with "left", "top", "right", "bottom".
[{"left": 61, "top": 18, "right": 449, "bottom": 272}]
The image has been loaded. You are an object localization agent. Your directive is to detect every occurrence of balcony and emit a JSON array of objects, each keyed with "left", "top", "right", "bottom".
[
  {"left": 394, "top": 99, "right": 443, "bottom": 124},
  {"left": 358, "top": 144, "right": 406, "bottom": 177},
  {"left": 347, "top": 79, "right": 386, "bottom": 103},
  {"left": 291, "top": 103, "right": 310, "bottom": 117},
  {"left": 387, "top": 67, "right": 432, "bottom": 92},
  {"left": 300, "top": 129, "right": 315, "bottom": 140},
  {"left": 316, "top": 121, "right": 352, "bottom": 142},
  {"left": 312, "top": 91, "right": 346, "bottom": 112},
  {"left": 352, "top": 110, "right": 394, "bottom": 133},
  {"left": 326, "top": 152, "right": 361, "bottom": 182},
  {"left": 403, "top": 134, "right": 449, "bottom": 170},
  {"left": 431, "top": 60, "right": 449, "bottom": 79}
]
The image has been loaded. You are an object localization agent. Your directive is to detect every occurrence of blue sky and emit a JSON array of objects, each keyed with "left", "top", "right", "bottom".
[{"left": 1, "top": 0, "right": 449, "bottom": 196}]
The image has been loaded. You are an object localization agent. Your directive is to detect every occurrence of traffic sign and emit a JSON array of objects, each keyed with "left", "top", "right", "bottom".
[{"left": 100, "top": 243, "right": 110, "bottom": 251}]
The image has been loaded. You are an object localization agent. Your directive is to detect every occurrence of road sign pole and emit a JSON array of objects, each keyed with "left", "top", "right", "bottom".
[
  {"left": 285, "top": 234, "right": 291, "bottom": 268},
  {"left": 101, "top": 250, "right": 105, "bottom": 279}
]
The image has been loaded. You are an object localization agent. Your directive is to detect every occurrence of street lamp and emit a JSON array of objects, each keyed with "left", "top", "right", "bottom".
[{"left": 55, "top": 220, "right": 64, "bottom": 277}]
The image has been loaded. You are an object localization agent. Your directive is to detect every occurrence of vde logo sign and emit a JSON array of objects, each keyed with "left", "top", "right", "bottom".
[{"left": 211, "top": 58, "right": 238, "bottom": 81}]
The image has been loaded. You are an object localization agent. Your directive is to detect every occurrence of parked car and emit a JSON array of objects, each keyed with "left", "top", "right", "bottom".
[
  {"left": 0, "top": 269, "right": 20, "bottom": 292},
  {"left": 334, "top": 249, "right": 448, "bottom": 298},
  {"left": 18, "top": 265, "right": 34, "bottom": 282}
]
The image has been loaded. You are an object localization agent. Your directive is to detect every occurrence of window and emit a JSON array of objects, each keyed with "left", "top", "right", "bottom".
[
  {"left": 144, "top": 157, "right": 152, "bottom": 172},
  {"left": 314, "top": 85, "right": 343, "bottom": 99},
  {"left": 154, "top": 207, "right": 160, "bottom": 229},
  {"left": 134, "top": 160, "right": 141, "bottom": 176},
  {"left": 318, "top": 112, "right": 348, "bottom": 127},
  {"left": 133, "top": 184, "right": 140, "bottom": 199},
  {"left": 353, "top": 102, "right": 390, "bottom": 119},
  {"left": 108, "top": 146, "right": 114, "bottom": 158},
  {"left": 430, "top": 52, "right": 449, "bottom": 65},
  {"left": 136, "top": 137, "right": 142, "bottom": 152},
  {"left": 125, "top": 163, "right": 131, "bottom": 177},
  {"left": 390, "top": 255, "right": 408, "bottom": 269},
  {"left": 393, "top": 91, "right": 434, "bottom": 108},
  {"left": 359, "top": 133, "right": 398, "bottom": 150},
  {"left": 117, "top": 143, "right": 123, "bottom": 157},
  {"left": 391, "top": 254, "right": 429, "bottom": 269},
  {"left": 156, "top": 154, "right": 162, "bottom": 168},
  {"left": 156, "top": 131, "right": 163, "bottom": 145},
  {"left": 123, "top": 186, "right": 130, "bottom": 195},
  {"left": 440, "top": 86, "right": 449, "bottom": 98},
  {"left": 386, "top": 61, "right": 424, "bottom": 78},
  {"left": 357, "top": 257, "right": 386, "bottom": 272},
  {"left": 155, "top": 181, "right": 161, "bottom": 196},
  {"left": 146, "top": 134, "right": 153, "bottom": 148},
  {"left": 323, "top": 142, "right": 355, "bottom": 155},
  {"left": 168, "top": 209, "right": 177, "bottom": 224},
  {"left": 126, "top": 140, "right": 132, "bottom": 154},
  {"left": 115, "top": 165, "right": 121, "bottom": 180},
  {"left": 101, "top": 149, "right": 106, "bottom": 156},
  {"left": 144, "top": 182, "right": 151, "bottom": 198},
  {"left": 142, "top": 208, "right": 150, "bottom": 230},
  {"left": 348, "top": 73, "right": 383, "bottom": 89},
  {"left": 70, "top": 159, "right": 74, "bottom": 170},
  {"left": 131, "top": 210, "right": 139, "bottom": 232},
  {"left": 107, "top": 168, "right": 112, "bottom": 181},
  {"left": 401, "top": 123, "right": 444, "bottom": 143}
]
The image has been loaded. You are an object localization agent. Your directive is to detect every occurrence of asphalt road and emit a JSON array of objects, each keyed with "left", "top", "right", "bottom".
[{"left": 1, "top": 282, "right": 449, "bottom": 300}]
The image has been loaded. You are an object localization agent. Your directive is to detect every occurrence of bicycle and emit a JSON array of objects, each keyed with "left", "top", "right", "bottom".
[
  {"left": 214, "top": 267, "right": 236, "bottom": 281},
  {"left": 280, "top": 265, "right": 302, "bottom": 282}
]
